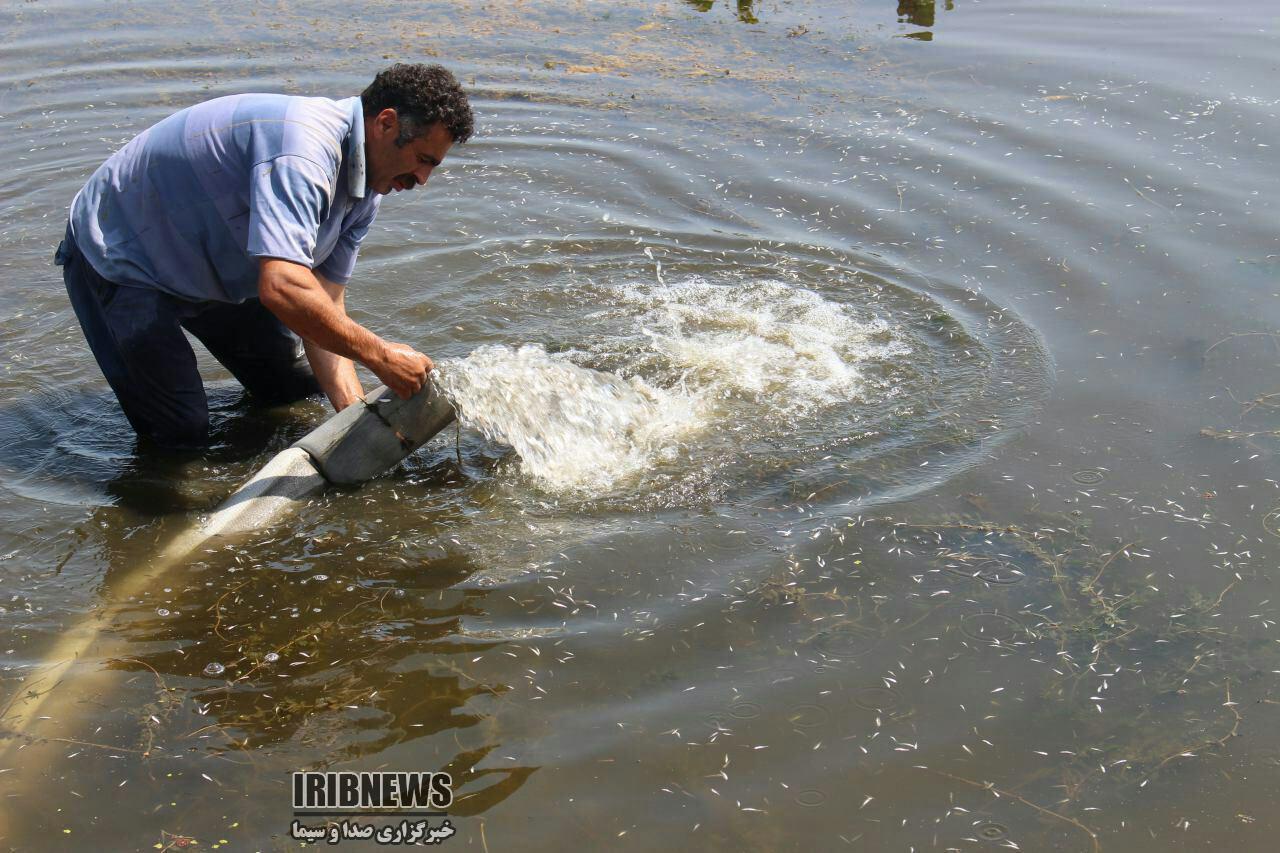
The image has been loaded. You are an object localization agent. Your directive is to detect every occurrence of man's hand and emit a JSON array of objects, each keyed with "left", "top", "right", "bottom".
[
  {"left": 371, "top": 342, "right": 434, "bottom": 400},
  {"left": 257, "top": 259, "right": 434, "bottom": 404}
]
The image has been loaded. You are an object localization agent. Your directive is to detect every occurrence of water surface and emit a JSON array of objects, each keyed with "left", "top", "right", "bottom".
[{"left": 1, "top": 1, "right": 1278, "bottom": 850}]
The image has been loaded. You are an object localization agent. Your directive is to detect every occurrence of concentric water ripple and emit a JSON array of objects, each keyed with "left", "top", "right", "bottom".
[{"left": 413, "top": 234, "right": 1051, "bottom": 512}]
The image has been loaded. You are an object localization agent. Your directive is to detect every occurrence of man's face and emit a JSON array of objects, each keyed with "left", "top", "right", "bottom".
[{"left": 365, "top": 109, "right": 454, "bottom": 196}]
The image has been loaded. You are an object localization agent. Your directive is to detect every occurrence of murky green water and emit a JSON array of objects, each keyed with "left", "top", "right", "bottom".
[{"left": 1, "top": 1, "right": 1278, "bottom": 850}]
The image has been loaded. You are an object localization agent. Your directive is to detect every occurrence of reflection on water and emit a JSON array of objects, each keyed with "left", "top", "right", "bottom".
[
  {"left": 684, "top": 0, "right": 759, "bottom": 25},
  {"left": 3, "top": 490, "right": 538, "bottom": 836},
  {"left": 898, "top": 0, "right": 955, "bottom": 29},
  {"left": 119, "top": 547, "right": 539, "bottom": 817},
  {"left": 898, "top": 0, "right": 956, "bottom": 40},
  {"left": 680, "top": 0, "right": 955, "bottom": 31}
]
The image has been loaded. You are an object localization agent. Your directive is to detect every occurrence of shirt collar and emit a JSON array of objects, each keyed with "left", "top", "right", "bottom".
[{"left": 346, "top": 97, "right": 366, "bottom": 200}]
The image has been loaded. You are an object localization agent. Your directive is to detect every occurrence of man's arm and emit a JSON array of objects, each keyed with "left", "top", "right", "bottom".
[
  {"left": 257, "top": 258, "right": 434, "bottom": 402},
  {"left": 300, "top": 274, "right": 364, "bottom": 411}
]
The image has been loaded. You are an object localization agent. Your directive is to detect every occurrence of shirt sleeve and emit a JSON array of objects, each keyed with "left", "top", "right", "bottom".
[
  {"left": 314, "top": 195, "right": 381, "bottom": 286},
  {"left": 246, "top": 155, "right": 333, "bottom": 267}
]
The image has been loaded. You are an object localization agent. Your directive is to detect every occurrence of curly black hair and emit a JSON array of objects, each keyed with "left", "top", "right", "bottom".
[{"left": 361, "top": 63, "right": 474, "bottom": 145}]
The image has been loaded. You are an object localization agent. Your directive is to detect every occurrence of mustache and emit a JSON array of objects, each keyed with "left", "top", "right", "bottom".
[{"left": 396, "top": 174, "right": 418, "bottom": 190}]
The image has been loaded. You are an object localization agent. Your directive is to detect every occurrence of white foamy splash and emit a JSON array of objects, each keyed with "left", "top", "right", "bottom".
[
  {"left": 610, "top": 276, "right": 908, "bottom": 416},
  {"left": 435, "top": 276, "right": 909, "bottom": 495},
  {"left": 435, "top": 344, "right": 699, "bottom": 494}
]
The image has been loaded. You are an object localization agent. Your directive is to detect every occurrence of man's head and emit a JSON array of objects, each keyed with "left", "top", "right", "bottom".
[{"left": 361, "top": 63, "right": 474, "bottom": 196}]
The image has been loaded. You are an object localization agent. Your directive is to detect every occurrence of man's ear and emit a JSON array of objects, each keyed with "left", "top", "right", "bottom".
[{"left": 374, "top": 107, "right": 399, "bottom": 137}]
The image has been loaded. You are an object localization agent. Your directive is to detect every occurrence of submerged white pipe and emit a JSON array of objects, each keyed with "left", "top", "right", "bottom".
[{"left": 0, "top": 382, "right": 455, "bottom": 757}]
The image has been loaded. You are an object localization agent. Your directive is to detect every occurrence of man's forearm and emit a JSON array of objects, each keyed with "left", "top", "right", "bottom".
[
  {"left": 259, "top": 258, "right": 434, "bottom": 401},
  {"left": 303, "top": 340, "right": 364, "bottom": 411},
  {"left": 259, "top": 261, "right": 389, "bottom": 369}
]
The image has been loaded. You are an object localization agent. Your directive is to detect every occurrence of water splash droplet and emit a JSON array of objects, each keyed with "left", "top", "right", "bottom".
[{"left": 434, "top": 276, "right": 908, "bottom": 497}]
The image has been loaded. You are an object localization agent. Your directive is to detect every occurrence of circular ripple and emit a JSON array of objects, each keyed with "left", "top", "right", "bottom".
[
  {"left": 787, "top": 705, "right": 829, "bottom": 728},
  {"left": 729, "top": 702, "right": 762, "bottom": 720},
  {"left": 435, "top": 236, "right": 1051, "bottom": 511},
  {"left": 1071, "top": 469, "right": 1106, "bottom": 485},
  {"left": 976, "top": 821, "right": 1009, "bottom": 841},
  {"left": 961, "top": 612, "right": 1027, "bottom": 644},
  {"left": 806, "top": 624, "right": 879, "bottom": 658},
  {"left": 943, "top": 558, "right": 1026, "bottom": 585},
  {"left": 679, "top": 521, "right": 752, "bottom": 554},
  {"left": 912, "top": 569, "right": 956, "bottom": 590},
  {"left": 1263, "top": 507, "right": 1280, "bottom": 538},
  {"left": 795, "top": 789, "right": 827, "bottom": 808},
  {"left": 852, "top": 687, "right": 902, "bottom": 711}
]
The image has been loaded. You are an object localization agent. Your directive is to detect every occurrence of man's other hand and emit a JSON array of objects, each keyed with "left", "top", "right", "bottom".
[{"left": 373, "top": 342, "right": 434, "bottom": 399}]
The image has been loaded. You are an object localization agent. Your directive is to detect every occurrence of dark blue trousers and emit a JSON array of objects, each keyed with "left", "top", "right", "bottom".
[{"left": 57, "top": 225, "right": 320, "bottom": 449}]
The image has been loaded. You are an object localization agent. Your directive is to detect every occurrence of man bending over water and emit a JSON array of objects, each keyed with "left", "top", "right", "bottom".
[{"left": 56, "top": 63, "right": 474, "bottom": 449}]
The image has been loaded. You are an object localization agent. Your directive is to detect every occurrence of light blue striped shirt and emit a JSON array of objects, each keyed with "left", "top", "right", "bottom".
[{"left": 70, "top": 93, "right": 381, "bottom": 303}]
